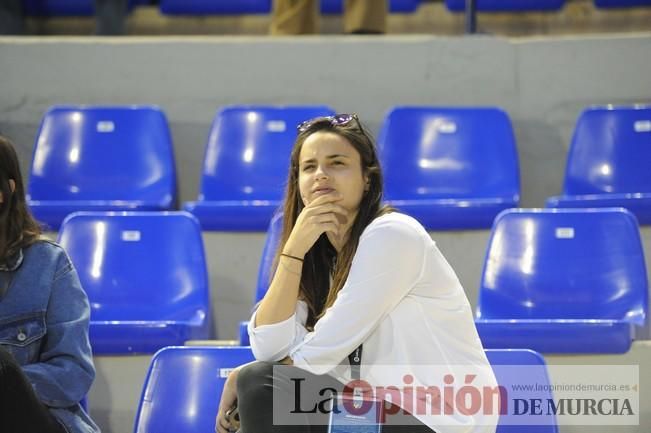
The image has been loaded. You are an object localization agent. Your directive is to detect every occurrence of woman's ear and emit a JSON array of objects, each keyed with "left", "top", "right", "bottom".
[
  {"left": 0, "top": 180, "right": 14, "bottom": 204},
  {"left": 0, "top": 179, "right": 16, "bottom": 203}
]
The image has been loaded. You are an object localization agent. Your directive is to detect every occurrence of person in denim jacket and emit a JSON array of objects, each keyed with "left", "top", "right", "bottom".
[{"left": 0, "top": 135, "right": 100, "bottom": 433}]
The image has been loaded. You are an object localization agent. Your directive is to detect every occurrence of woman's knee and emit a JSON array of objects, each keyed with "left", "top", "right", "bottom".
[{"left": 237, "top": 361, "right": 275, "bottom": 395}]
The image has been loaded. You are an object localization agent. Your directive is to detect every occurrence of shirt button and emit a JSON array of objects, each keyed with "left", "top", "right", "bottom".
[{"left": 17, "top": 332, "right": 27, "bottom": 342}]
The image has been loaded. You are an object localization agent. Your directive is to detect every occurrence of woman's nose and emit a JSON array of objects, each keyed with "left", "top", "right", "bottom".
[{"left": 314, "top": 164, "right": 329, "bottom": 179}]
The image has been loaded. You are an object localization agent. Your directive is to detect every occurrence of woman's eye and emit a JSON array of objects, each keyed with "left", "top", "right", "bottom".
[{"left": 302, "top": 165, "right": 315, "bottom": 172}]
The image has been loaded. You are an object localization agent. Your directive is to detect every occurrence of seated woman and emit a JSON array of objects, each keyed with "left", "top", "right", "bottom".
[
  {"left": 0, "top": 135, "right": 99, "bottom": 433},
  {"left": 216, "top": 114, "right": 498, "bottom": 433}
]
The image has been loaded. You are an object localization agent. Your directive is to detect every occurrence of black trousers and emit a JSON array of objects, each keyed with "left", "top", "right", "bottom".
[
  {"left": 0, "top": 346, "right": 67, "bottom": 433},
  {"left": 237, "top": 361, "right": 434, "bottom": 433}
]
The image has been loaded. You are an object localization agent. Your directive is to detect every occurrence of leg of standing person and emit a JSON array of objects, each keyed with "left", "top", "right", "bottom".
[
  {"left": 270, "top": 0, "right": 319, "bottom": 35},
  {"left": 0, "top": 0, "right": 25, "bottom": 35},
  {"left": 94, "top": 0, "right": 128, "bottom": 35},
  {"left": 0, "top": 347, "right": 67, "bottom": 433},
  {"left": 343, "top": 0, "right": 387, "bottom": 34}
]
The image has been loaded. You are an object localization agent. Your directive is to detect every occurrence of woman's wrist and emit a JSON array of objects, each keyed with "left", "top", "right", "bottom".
[
  {"left": 280, "top": 243, "right": 305, "bottom": 260},
  {"left": 280, "top": 252, "right": 304, "bottom": 263}
]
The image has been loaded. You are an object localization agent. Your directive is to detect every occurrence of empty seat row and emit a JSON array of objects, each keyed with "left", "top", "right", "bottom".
[
  {"left": 57, "top": 206, "right": 648, "bottom": 356},
  {"left": 22, "top": 0, "right": 651, "bottom": 16},
  {"left": 134, "top": 346, "right": 559, "bottom": 433},
  {"left": 246, "top": 207, "right": 649, "bottom": 354},
  {"left": 22, "top": 0, "right": 422, "bottom": 16},
  {"left": 161, "top": 0, "right": 422, "bottom": 15},
  {"left": 446, "top": 0, "right": 651, "bottom": 11},
  {"left": 23, "top": 0, "right": 148, "bottom": 16},
  {"left": 28, "top": 104, "right": 651, "bottom": 232}
]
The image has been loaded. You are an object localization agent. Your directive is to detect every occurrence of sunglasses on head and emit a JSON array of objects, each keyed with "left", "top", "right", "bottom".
[{"left": 297, "top": 113, "right": 362, "bottom": 133}]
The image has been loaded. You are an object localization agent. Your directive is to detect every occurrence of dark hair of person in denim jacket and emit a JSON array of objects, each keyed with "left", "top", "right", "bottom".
[{"left": 0, "top": 134, "right": 100, "bottom": 433}]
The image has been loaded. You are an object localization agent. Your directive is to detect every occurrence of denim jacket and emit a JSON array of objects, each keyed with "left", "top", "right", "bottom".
[{"left": 0, "top": 240, "right": 100, "bottom": 433}]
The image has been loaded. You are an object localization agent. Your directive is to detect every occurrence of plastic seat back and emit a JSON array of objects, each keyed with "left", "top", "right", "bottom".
[
  {"left": 378, "top": 106, "right": 519, "bottom": 229},
  {"left": 238, "top": 211, "right": 282, "bottom": 345},
  {"left": 159, "top": 0, "right": 421, "bottom": 15},
  {"left": 134, "top": 346, "right": 254, "bottom": 433},
  {"left": 445, "top": 0, "right": 565, "bottom": 11},
  {"left": 562, "top": 106, "right": 651, "bottom": 196},
  {"left": 58, "top": 211, "right": 209, "bottom": 324},
  {"left": 594, "top": 0, "right": 651, "bottom": 8},
  {"left": 485, "top": 349, "right": 558, "bottom": 433},
  {"left": 27, "top": 105, "right": 176, "bottom": 213},
  {"left": 185, "top": 106, "right": 335, "bottom": 230},
  {"left": 160, "top": 0, "right": 271, "bottom": 14},
  {"left": 255, "top": 211, "right": 284, "bottom": 303},
  {"left": 478, "top": 208, "right": 648, "bottom": 326},
  {"left": 23, "top": 0, "right": 147, "bottom": 15},
  {"left": 379, "top": 106, "right": 519, "bottom": 202},
  {"left": 196, "top": 105, "right": 335, "bottom": 203},
  {"left": 23, "top": 0, "right": 95, "bottom": 15}
]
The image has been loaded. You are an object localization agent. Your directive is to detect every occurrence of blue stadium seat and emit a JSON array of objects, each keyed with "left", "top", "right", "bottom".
[
  {"left": 23, "top": 0, "right": 147, "bottom": 16},
  {"left": 134, "top": 346, "right": 556, "bottom": 433},
  {"left": 239, "top": 320, "right": 250, "bottom": 346},
  {"left": 378, "top": 106, "right": 520, "bottom": 230},
  {"left": 476, "top": 208, "right": 648, "bottom": 354},
  {"left": 160, "top": 0, "right": 270, "bottom": 14},
  {"left": 239, "top": 211, "right": 283, "bottom": 345},
  {"left": 254, "top": 211, "right": 284, "bottom": 303},
  {"left": 159, "top": 0, "right": 421, "bottom": 15},
  {"left": 58, "top": 211, "right": 211, "bottom": 354},
  {"left": 133, "top": 346, "right": 254, "bottom": 433},
  {"left": 27, "top": 105, "right": 176, "bottom": 230},
  {"left": 595, "top": 0, "right": 651, "bottom": 8},
  {"left": 546, "top": 106, "right": 651, "bottom": 224},
  {"left": 445, "top": 0, "right": 565, "bottom": 12},
  {"left": 321, "top": 0, "right": 422, "bottom": 14},
  {"left": 183, "top": 105, "right": 335, "bottom": 231},
  {"left": 485, "top": 349, "right": 558, "bottom": 433}
]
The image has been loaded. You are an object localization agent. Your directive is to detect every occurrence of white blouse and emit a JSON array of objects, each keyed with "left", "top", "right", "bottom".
[{"left": 248, "top": 212, "right": 498, "bottom": 433}]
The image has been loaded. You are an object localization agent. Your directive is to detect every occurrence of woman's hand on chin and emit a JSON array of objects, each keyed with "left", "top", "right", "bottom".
[{"left": 285, "top": 192, "right": 348, "bottom": 257}]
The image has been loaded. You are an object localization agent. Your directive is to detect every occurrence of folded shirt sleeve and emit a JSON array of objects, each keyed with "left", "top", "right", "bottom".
[
  {"left": 248, "top": 300, "right": 309, "bottom": 362},
  {"left": 290, "top": 216, "right": 427, "bottom": 375}
]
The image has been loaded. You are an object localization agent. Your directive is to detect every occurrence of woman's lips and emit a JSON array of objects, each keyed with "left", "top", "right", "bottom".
[{"left": 313, "top": 188, "right": 335, "bottom": 197}]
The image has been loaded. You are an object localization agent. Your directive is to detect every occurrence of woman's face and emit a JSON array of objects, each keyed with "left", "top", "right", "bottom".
[{"left": 298, "top": 131, "right": 368, "bottom": 213}]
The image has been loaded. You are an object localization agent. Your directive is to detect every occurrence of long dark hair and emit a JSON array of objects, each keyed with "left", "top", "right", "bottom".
[
  {"left": 0, "top": 135, "right": 41, "bottom": 263},
  {"left": 276, "top": 116, "right": 393, "bottom": 329}
]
